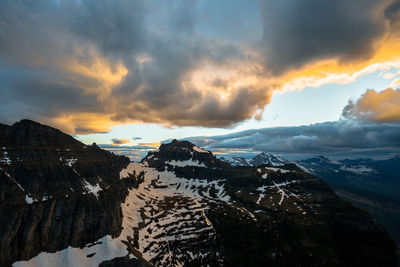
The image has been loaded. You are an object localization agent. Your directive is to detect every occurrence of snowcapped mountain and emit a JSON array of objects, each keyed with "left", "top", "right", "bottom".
[
  {"left": 296, "top": 155, "right": 400, "bottom": 196},
  {"left": 249, "top": 152, "right": 291, "bottom": 167},
  {"left": 0, "top": 121, "right": 397, "bottom": 266},
  {"left": 223, "top": 156, "right": 251, "bottom": 167},
  {"left": 225, "top": 152, "right": 290, "bottom": 167}
]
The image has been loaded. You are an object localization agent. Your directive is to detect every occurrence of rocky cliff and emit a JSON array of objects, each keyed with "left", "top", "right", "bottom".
[{"left": 0, "top": 120, "right": 142, "bottom": 266}]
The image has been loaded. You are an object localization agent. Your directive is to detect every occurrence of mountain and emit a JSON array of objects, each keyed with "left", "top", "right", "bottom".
[
  {"left": 226, "top": 152, "right": 290, "bottom": 167},
  {"left": 297, "top": 155, "right": 400, "bottom": 250},
  {"left": 0, "top": 120, "right": 397, "bottom": 266},
  {"left": 0, "top": 120, "right": 145, "bottom": 266},
  {"left": 223, "top": 152, "right": 400, "bottom": 252}
]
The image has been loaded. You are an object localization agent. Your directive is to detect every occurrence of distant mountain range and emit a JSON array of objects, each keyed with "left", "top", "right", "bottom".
[
  {"left": 221, "top": 152, "right": 400, "bottom": 252},
  {"left": 297, "top": 155, "right": 400, "bottom": 251},
  {"left": 0, "top": 120, "right": 397, "bottom": 266},
  {"left": 222, "top": 152, "right": 290, "bottom": 167}
]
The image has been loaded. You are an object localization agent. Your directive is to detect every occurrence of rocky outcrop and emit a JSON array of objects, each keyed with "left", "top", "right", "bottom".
[
  {"left": 143, "top": 139, "right": 230, "bottom": 171},
  {"left": 99, "top": 257, "right": 153, "bottom": 267}
]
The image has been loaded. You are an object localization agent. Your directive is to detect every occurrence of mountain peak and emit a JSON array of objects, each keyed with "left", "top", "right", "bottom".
[
  {"left": 159, "top": 139, "right": 210, "bottom": 153},
  {"left": 143, "top": 140, "right": 228, "bottom": 169},
  {"left": 1, "top": 119, "right": 84, "bottom": 149},
  {"left": 12, "top": 119, "right": 43, "bottom": 127},
  {"left": 224, "top": 152, "right": 291, "bottom": 167},
  {"left": 250, "top": 151, "right": 290, "bottom": 167}
]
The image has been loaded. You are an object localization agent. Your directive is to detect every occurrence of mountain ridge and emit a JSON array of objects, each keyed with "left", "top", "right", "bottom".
[{"left": 0, "top": 120, "right": 397, "bottom": 266}]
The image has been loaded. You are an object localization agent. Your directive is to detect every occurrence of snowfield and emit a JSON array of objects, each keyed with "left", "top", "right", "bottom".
[
  {"left": 13, "top": 158, "right": 308, "bottom": 267},
  {"left": 13, "top": 161, "right": 230, "bottom": 267}
]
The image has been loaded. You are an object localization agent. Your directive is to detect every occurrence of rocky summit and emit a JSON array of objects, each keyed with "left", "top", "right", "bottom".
[{"left": 0, "top": 121, "right": 397, "bottom": 266}]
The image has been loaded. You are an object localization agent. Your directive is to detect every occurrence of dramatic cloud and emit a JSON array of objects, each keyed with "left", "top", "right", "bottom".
[
  {"left": 342, "top": 88, "right": 400, "bottom": 122},
  {"left": 1, "top": 0, "right": 400, "bottom": 133},
  {"left": 385, "top": 0, "right": 400, "bottom": 34},
  {"left": 259, "top": 0, "right": 387, "bottom": 72},
  {"left": 186, "top": 121, "right": 400, "bottom": 159},
  {"left": 100, "top": 141, "right": 161, "bottom": 161},
  {"left": 111, "top": 138, "right": 131, "bottom": 145},
  {"left": 0, "top": 0, "right": 271, "bottom": 133},
  {"left": 132, "top": 137, "right": 143, "bottom": 141}
]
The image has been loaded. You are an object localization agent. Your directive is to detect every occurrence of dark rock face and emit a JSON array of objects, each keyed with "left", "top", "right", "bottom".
[
  {"left": 297, "top": 155, "right": 400, "bottom": 249},
  {"left": 99, "top": 257, "right": 153, "bottom": 267},
  {"left": 0, "top": 120, "right": 137, "bottom": 265}
]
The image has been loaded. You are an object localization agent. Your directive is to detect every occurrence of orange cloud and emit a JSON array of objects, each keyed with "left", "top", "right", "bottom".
[
  {"left": 64, "top": 48, "right": 128, "bottom": 100},
  {"left": 45, "top": 113, "right": 117, "bottom": 134},
  {"left": 342, "top": 88, "right": 400, "bottom": 122},
  {"left": 112, "top": 138, "right": 131, "bottom": 145},
  {"left": 273, "top": 37, "right": 400, "bottom": 94},
  {"left": 137, "top": 142, "right": 161, "bottom": 148}
]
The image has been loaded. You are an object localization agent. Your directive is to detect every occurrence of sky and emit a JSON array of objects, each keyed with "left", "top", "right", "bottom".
[{"left": 1, "top": 0, "right": 400, "bottom": 160}]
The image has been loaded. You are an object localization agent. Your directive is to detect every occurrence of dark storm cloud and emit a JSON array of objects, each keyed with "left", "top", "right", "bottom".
[
  {"left": 385, "top": 0, "right": 400, "bottom": 21},
  {"left": 384, "top": 0, "right": 400, "bottom": 34},
  {"left": 185, "top": 121, "right": 400, "bottom": 158},
  {"left": 0, "top": 0, "right": 145, "bottom": 131},
  {"left": 259, "top": 0, "right": 386, "bottom": 72},
  {"left": 1, "top": 0, "right": 400, "bottom": 133},
  {"left": 0, "top": 63, "right": 100, "bottom": 125},
  {"left": 0, "top": 0, "right": 270, "bottom": 132},
  {"left": 65, "top": 0, "right": 146, "bottom": 59}
]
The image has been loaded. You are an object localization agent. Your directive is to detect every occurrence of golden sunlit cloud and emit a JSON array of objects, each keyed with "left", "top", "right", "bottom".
[
  {"left": 342, "top": 88, "right": 400, "bottom": 122},
  {"left": 111, "top": 138, "right": 131, "bottom": 145},
  {"left": 137, "top": 142, "right": 161, "bottom": 148},
  {"left": 382, "top": 72, "right": 398, "bottom": 79},
  {"left": 65, "top": 48, "right": 128, "bottom": 100},
  {"left": 390, "top": 78, "right": 400, "bottom": 88},
  {"left": 46, "top": 113, "right": 118, "bottom": 135},
  {"left": 273, "top": 37, "right": 400, "bottom": 94}
]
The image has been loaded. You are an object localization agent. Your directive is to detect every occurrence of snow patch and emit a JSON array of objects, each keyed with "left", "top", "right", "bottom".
[
  {"left": 295, "top": 164, "right": 311, "bottom": 173},
  {"left": 340, "top": 165, "right": 375, "bottom": 174},
  {"left": 25, "top": 195, "right": 34, "bottom": 204},
  {"left": 1, "top": 151, "right": 12, "bottom": 165},
  {"left": 66, "top": 158, "right": 77, "bottom": 167},
  {"left": 166, "top": 159, "right": 206, "bottom": 167},
  {"left": 83, "top": 180, "right": 102, "bottom": 199},
  {"left": 265, "top": 167, "right": 290, "bottom": 173},
  {"left": 13, "top": 235, "right": 129, "bottom": 267},
  {"left": 119, "top": 163, "right": 137, "bottom": 179},
  {"left": 0, "top": 167, "right": 25, "bottom": 191}
]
